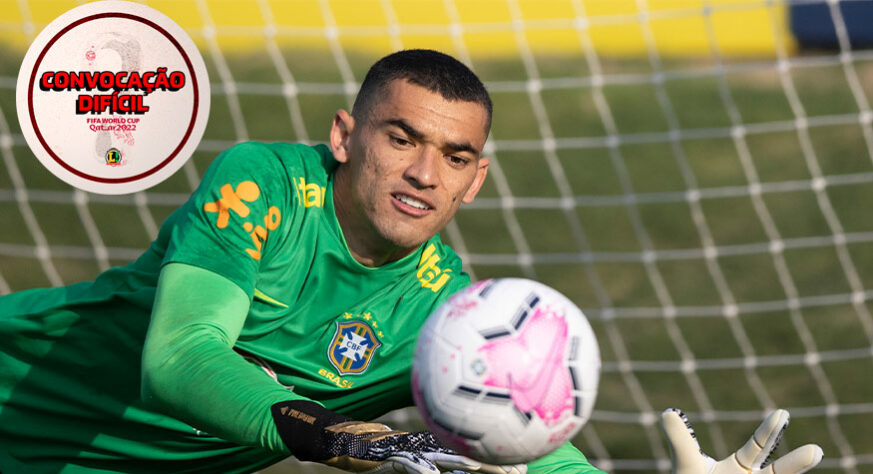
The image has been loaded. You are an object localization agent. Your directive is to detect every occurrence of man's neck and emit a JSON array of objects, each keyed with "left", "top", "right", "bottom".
[{"left": 332, "top": 167, "right": 416, "bottom": 268}]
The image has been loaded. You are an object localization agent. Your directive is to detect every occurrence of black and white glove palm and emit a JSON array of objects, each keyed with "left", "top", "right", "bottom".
[
  {"left": 363, "top": 451, "right": 527, "bottom": 474},
  {"left": 271, "top": 400, "right": 526, "bottom": 473},
  {"left": 661, "top": 408, "right": 823, "bottom": 474}
]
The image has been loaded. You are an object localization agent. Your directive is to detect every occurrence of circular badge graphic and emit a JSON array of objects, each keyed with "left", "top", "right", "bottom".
[{"left": 16, "top": 1, "right": 210, "bottom": 194}]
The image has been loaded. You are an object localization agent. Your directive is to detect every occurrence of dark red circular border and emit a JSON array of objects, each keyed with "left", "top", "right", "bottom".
[{"left": 28, "top": 12, "right": 200, "bottom": 184}]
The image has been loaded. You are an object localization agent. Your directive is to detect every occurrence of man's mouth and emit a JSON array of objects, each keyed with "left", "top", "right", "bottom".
[
  {"left": 395, "top": 193, "right": 431, "bottom": 210},
  {"left": 391, "top": 193, "right": 433, "bottom": 216}
]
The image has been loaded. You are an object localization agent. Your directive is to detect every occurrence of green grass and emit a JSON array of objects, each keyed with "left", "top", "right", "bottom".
[{"left": 3, "top": 47, "right": 873, "bottom": 473}]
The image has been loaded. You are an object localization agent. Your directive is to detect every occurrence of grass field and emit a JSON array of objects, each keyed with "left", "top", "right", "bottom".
[{"left": 3, "top": 27, "right": 873, "bottom": 474}]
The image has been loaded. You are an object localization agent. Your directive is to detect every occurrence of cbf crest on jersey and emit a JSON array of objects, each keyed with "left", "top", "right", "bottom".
[{"left": 328, "top": 320, "right": 382, "bottom": 375}]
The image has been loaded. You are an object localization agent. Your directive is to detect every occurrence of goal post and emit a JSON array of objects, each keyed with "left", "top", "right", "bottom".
[{"left": 2, "top": 1, "right": 872, "bottom": 473}]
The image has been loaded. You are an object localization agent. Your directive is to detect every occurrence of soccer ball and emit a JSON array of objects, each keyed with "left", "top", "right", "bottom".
[{"left": 412, "top": 278, "right": 600, "bottom": 465}]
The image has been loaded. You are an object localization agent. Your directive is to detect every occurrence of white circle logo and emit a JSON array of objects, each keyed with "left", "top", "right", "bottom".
[{"left": 16, "top": 1, "right": 210, "bottom": 194}]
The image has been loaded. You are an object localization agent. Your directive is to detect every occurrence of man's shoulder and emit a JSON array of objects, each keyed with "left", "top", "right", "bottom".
[
  {"left": 412, "top": 235, "right": 469, "bottom": 297},
  {"left": 204, "top": 141, "right": 335, "bottom": 184}
]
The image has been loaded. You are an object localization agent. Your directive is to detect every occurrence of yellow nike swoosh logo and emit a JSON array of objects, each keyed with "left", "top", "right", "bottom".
[{"left": 253, "top": 288, "right": 288, "bottom": 308}]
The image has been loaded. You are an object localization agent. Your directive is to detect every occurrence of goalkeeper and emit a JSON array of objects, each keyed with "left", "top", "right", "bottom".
[{"left": 0, "top": 49, "right": 819, "bottom": 474}]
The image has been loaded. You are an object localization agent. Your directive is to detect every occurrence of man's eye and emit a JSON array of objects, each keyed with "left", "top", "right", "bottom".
[
  {"left": 390, "top": 136, "right": 411, "bottom": 147},
  {"left": 448, "top": 155, "right": 469, "bottom": 166}
]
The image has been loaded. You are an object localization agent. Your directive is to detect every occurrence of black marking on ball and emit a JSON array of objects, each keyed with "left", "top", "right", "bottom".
[
  {"left": 455, "top": 385, "right": 482, "bottom": 399},
  {"left": 478, "top": 280, "right": 497, "bottom": 298},
  {"left": 567, "top": 336, "right": 580, "bottom": 362},
  {"left": 480, "top": 327, "right": 512, "bottom": 340},
  {"left": 569, "top": 366, "right": 579, "bottom": 391},
  {"left": 482, "top": 391, "right": 512, "bottom": 404},
  {"left": 511, "top": 293, "right": 540, "bottom": 330},
  {"left": 514, "top": 407, "right": 532, "bottom": 426}
]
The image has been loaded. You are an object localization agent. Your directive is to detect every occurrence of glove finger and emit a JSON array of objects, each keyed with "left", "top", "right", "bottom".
[
  {"left": 660, "top": 408, "right": 705, "bottom": 469},
  {"left": 423, "top": 452, "right": 527, "bottom": 474},
  {"left": 759, "top": 444, "right": 823, "bottom": 474},
  {"left": 474, "top": 463, "right": 528, "bottom": 474},
  {"left": 361, "top": 461, "right": 411, "bottom": 474},
  {"left": 385, "top": 452, "right": 440, "bottom": 474},
  {"left": 360, "top": 454, "right": 440, "bottom": 474},
  {"left": 735, "top": 409, "right": 789, "bottom": 470},
  {"left": 426, "top": 452, "right": 481, "bottom": 471}
]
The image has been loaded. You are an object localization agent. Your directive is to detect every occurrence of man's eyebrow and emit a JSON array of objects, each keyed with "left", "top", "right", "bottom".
[
  {"left": 386, "top": 119, "right": 425, "bottom": 140},
  {"left": 444, "top": 140, "right": 479, "bottom": 156},
  {"left": 385, "top": 118, "right": 480, "bottom": 156}
]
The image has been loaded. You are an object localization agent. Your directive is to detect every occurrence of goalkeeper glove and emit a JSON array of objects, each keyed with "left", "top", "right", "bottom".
[
  {"left": 363, "top": 453, "right": 527, "bottom": 474},
  {"left": 661, "top": 408, "right": 823, "bottom": 474},
  {"left": 273, "top": 400, "right": 516, "bottom": 473}
]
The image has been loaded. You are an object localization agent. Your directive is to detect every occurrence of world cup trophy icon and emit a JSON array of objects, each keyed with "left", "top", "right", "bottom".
[{"left": 84, "top": 32, "right": 140, "bottom": 167}]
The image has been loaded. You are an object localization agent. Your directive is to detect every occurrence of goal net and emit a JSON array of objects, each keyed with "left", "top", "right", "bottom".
[{"left": 1, "top": 1, "right": 872, "bottom": 473}]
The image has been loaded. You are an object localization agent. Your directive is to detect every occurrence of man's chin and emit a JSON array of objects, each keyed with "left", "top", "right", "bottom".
[
  {"left": 386, "top": 235, "right": 430, "bottom": 252},
  {"left": 379, "top": 227, "right": 434, "bottom": 253}
]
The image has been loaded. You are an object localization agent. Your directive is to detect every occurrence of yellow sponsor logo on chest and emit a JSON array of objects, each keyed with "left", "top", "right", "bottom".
[
  {"left": 417, "top": 243, "right": 452, "bottom": 292},
  {"left": 293, "top": 176, "right": 326, "bottom": 208}
]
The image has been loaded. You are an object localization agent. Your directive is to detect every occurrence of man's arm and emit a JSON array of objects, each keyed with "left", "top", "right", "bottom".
[
  {"left": 140, "top": 262, "right": 301, "bottom": 452},
  {"left": 142, "top": 263, "right": 485, "bottom": 473}
]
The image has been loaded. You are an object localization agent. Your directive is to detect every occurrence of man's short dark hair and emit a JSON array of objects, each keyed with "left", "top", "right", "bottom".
[{"left": 352, "top": 49, "right": 493, "bottom": 134}]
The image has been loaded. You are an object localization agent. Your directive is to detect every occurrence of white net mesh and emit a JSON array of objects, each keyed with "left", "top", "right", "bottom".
[{"left": 2, "top": 1, "right": 873, "bottom": 472}]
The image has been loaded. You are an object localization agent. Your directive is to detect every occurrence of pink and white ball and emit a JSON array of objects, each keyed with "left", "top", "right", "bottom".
[{"left": 412, "top": 278, "right": 601, "bottom": 465}]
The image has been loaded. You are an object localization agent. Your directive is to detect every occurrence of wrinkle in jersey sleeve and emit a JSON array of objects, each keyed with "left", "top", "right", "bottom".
[
  {"left": 141, "top": 262, "right": 310, "bottom": 454},
  {"left": 163, "top": 142, "right": 294, "bottom": 298}
]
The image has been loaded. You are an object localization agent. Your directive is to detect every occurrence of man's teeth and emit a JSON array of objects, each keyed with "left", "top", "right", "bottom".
[{"left": 396, "top": 194, "right": 429, "bottom": 210}]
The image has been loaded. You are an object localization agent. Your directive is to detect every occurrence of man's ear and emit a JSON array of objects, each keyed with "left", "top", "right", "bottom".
[
  {"left": 329, "top": 109, "right": 355, "bottom": 163},
  {"left": 462, "top": 157, "right": 490, "bottom": 204}
]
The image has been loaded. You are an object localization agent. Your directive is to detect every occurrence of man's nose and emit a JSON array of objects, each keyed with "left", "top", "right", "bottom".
[{"left": 403, "top": 147, "right": 439, "bottom": 188}]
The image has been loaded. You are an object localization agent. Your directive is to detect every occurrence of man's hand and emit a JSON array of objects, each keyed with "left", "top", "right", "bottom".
[
  {"left": 363, "top": 452, "right": 527, "bottom": 474},
  {"left": 661, "top": 408, "right": 823, "bottom": 474},
  {"left": 271, "top": 399, "right": 527, "bottom": 473},
  {"left": 271, "top": 399, "right": 446, "bottom": 472}
]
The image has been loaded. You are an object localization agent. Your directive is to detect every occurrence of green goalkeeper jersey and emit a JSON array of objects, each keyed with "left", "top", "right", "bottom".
[{"left": 0, "top": 142, "right": 602, "bottom": 473}]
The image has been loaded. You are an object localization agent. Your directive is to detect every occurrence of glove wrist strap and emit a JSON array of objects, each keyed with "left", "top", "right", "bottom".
[{"left": 271, "top": 399, "right": 351, "bottom": 461}]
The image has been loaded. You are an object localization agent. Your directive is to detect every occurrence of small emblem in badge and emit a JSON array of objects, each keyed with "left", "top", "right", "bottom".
[{"left": 105, "top": 148, "right": 122, "bottom": 166}]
